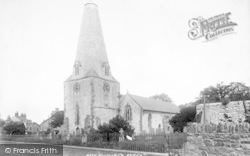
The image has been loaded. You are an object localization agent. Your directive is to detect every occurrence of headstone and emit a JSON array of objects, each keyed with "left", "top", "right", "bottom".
[
  {"left": 231, "top": 125, "right": 235, "bottom": 134},
  {"left": 48, "top": 133, "right": 52, "bottom": 139},
  {"left": 66, "top": 134, "right": 70, "bottom": 141},
  {"left": 81, "top": 132, "right": 87, "bottom": 144},
  {"left": 217, "top": 123, "right": 223, "bottom": 133},
  {"left": 235, "top": 124, "right": 239, "bottom": 133},
  {"left": 119, "top": 128, "right": 124, "bottom": 142},
  {"left": 224, "top": 123, "right": 228, "bottom": 133}
]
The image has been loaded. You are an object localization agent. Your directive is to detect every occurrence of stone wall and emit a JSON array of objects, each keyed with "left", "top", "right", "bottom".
[
  {"left": 196, "top": 100, "right": 250, "bottom": 125},
  {"left": 182, "top": 123, "right": 250, "bottom": 156}
]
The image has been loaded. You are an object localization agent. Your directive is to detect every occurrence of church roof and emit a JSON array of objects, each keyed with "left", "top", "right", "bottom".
[{"left": 128, "top": 94, "right": 180, "bottom": 114}]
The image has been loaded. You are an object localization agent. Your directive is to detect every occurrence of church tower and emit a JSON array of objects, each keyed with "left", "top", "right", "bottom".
[{"left": 64, "top": 2, "right": 120, "bottom": 134}]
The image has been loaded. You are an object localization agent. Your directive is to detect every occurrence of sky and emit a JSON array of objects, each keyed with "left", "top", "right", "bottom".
[{"left": 0, "top": 0, "right": 250, "bottom": 124}]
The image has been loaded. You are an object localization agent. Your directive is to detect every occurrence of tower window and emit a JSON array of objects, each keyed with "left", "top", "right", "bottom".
[
  {"left": 76, "top": 103, "right": 80, "bottom": 125},
  {"left": 124, "top": 104, "right": 132, "bottom": 121},
  {"left": 148, "top": 113, "right": 152, "bottom": 129}
]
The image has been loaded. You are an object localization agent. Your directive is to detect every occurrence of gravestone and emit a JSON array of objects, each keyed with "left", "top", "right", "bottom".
[
  {"left": 217, "top": 123, "right": 223, "bottom": 133},
  {"left": 119, "top": 128, "right": 124, "bottom": 142}
]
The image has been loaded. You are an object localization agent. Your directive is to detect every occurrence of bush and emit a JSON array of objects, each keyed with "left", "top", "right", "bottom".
[
  {"left": 98, "top": 115, "right": 134, "bottom": 137},
  {"left": 3, "top": 122, "right": 25, "bottom": 135}
]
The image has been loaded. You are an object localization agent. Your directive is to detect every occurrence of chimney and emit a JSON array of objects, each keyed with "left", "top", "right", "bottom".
[{"left": 21, "top": 113, "right": 26, "bottom": 119}]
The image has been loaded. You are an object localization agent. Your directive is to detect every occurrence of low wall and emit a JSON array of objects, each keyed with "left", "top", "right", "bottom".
[
  {"left": 196, "top": 100, "right": 250, "bottom": 124},
  {"left": 183, "top": 123, "right": 250, "bottom": 156}
]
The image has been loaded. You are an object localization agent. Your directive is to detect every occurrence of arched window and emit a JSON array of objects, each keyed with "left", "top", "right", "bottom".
[
  {"left": 76, "top": 104, "right": 80, "bottom": 125},
  {"left": 148, "top": 113, "right": 152, "bottom": 128},
  {"left": 124, "top": 104, "right": 132, "bottom": 121},
  {"left": 64, "top": 117, "right": 69, "bottom": 132}
]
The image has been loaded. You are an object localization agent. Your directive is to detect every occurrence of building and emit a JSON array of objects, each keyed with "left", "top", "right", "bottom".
[
  {"left": 120, "top": 94, "right": 179, "bottom": 133},
  {"left": 64, "top": 2, "right": 179, "bottom": 134},
  {"left": 40, "top": 108, "right": 63, "bottom": 132},
  {"left": 8, "top": 112, "right": 40, "bottom": 134}
]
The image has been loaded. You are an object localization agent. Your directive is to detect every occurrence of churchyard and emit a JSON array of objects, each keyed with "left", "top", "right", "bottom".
[{"left": 0, "top": 131, "right": 187, "bottom": 155}]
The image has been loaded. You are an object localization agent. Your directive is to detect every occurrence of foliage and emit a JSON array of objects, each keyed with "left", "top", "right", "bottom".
[
  {"left": 150, "top": 93, "right": 173, "bottom": 103},
  {"left": 198, "top": 82, "right": 250, "bottom": 105},
  {"left": 0, "top": 119, "right": 5, "bottom": 127},
  {"left": 169, "top": 106, "right": 196, "bottom": 132},
  {"left": 169, "top": 82, "right": 250, "bottom": 132},
  {"left": 98, "top": 115, "right": 134, "bottom": 136},
  {"left": 3, "top": 122, "right": 25, "bottom": 135},
  {"left": 50, "top": 111, "right": 64, "bottom": 128}
]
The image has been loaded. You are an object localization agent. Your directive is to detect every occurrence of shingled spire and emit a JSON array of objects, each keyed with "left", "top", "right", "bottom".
[{"left": 73, "top": 3, "right": 109, "bottom": 78}]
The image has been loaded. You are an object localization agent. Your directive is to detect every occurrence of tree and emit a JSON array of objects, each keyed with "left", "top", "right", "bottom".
[
  {"left": 169, "top": 106, "right": 196, "bottom": 132},
  {"left": 98, "top": 115, "right": 134, "bottom": 136},
  {"left": 169, "top": 82, "right": 250, "bottom": 132},
  {"left": 3, "top": 122, "right": 25, "bottom": 135},
  {"left": 150, "top": 93, "right": 173, "bottom": 103},
  {"left": 198, "top": 82, "right": 250, "bottom": 105},
  {"left": 0, "top": 119, "right": 5, "bottom": 127},
  {"left": 50, "top": 111, "right": 64, "bottom": 128}
]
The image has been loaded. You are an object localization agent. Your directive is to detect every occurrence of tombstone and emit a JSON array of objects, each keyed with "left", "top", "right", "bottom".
[
  {"left": 208, "top": 124, "right": 213, "bottom": 133},
  {"left": 212, "top": 123, "right": 217, "bottom": 133},
  {"left": 39, "top": 135, "right": 43, "bottom": 140},
  {"left": 66, "top": 133, "right": 70, "bottom": 141},
  {"left": 76, "top": 127, "right": 81, "bottom": 136},
  {"left": 235, "top": 124, "right": 239, "bottom": 133},
  {"left": 119, "top": 128, "right": 124, "bottom": 142},
  {"left": 231, "top": 125, "right": 235, "bottom": 134},
  {"left": 81, "top": 132, "right": 87, "bottom": 144},
  {"left": 217, "top": 123, "right": 223, "bottom": 133},
  {"left": 48, "top": 133, "right": 52, "bottom": 139},
  {"left": 228, "top": 125, "right": 232, "bottom": 133},
  {"left": 224, "top": 123, "right": 228, "bottom": 133}
]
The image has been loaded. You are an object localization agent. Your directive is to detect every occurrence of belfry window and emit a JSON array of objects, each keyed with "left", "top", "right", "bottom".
[
  {"left": 74, "top": 61, "right": 81, "bottom": 75},
  {"left": 124, "top": 104, "right": 132, "bottom": 121},
  {"left": 103, "top": 62, "right": 110, "bottom": 76}
]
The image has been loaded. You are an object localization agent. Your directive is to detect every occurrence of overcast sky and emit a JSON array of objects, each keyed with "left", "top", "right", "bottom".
[{"left": 0, "top": 0, "right": 250, "bottom": 124}]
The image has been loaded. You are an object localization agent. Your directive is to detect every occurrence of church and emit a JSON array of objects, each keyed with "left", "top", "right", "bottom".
[{"left": 64, "top": 2, "right": 179, "bottom": 134}]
